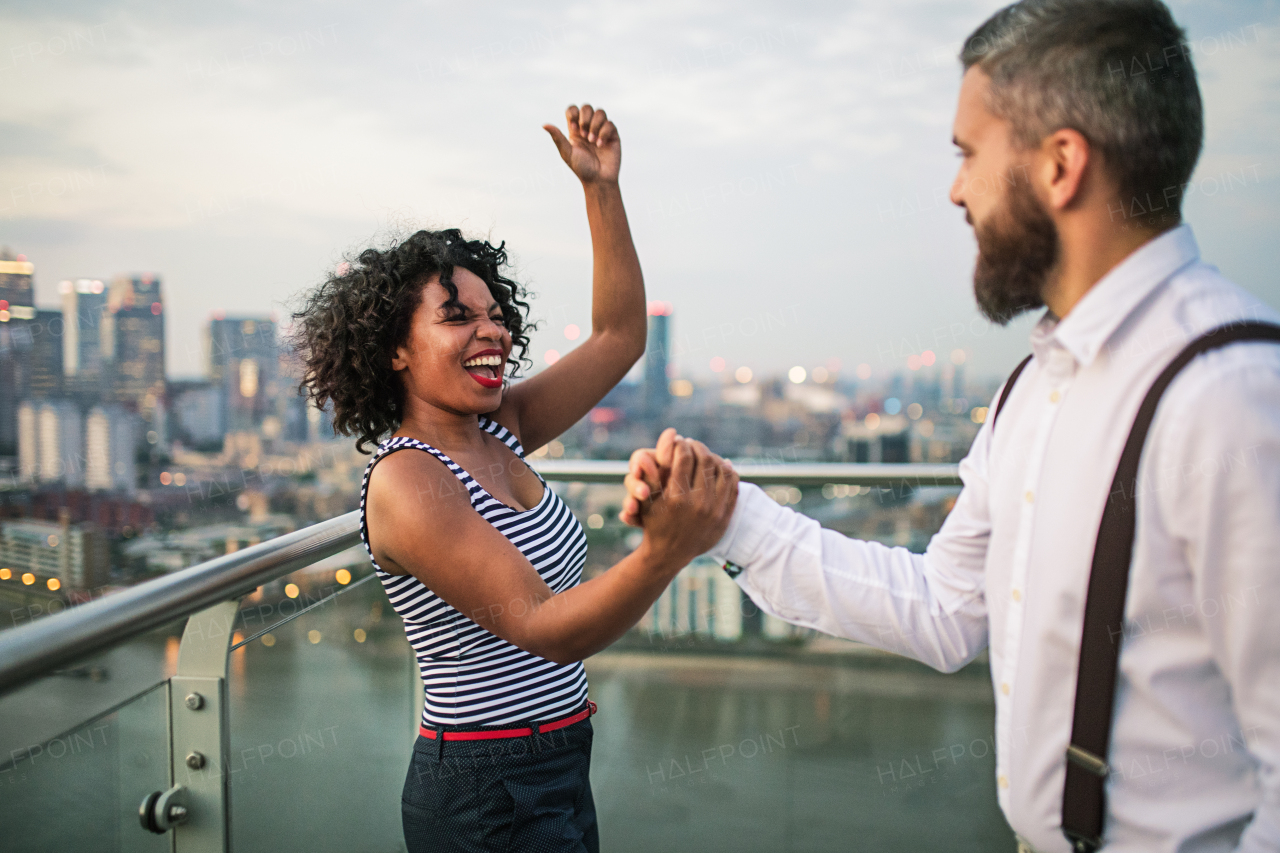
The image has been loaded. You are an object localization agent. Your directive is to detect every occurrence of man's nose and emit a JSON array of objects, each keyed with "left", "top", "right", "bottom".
[{"left": 949, "top": 172, "right": 966, "bottom": 208}]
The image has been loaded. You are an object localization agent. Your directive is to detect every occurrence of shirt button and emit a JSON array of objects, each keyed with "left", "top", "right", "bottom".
[
  {"left": 1011, "top": 589, "right": 1022, "bottom": 603},
  {"left": 1024, "top": 491, "right": 1035, "bottom": 504},
  {"left": 1049, "top": 390, "right": 1060, "bottom": 403},
  {"left": 1001, "top": 682, "right": 1010, "bottom": 696},
  {"left": 998, "top": 775, "right": 1009, "bottom": 789}
]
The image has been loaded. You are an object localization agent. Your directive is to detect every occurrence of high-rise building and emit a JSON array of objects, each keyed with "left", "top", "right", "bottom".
[
  {"left": 0, "top": 518, "right": 111, "bottom": 591},
  {"left": 0, "top": 323, "right": 31, "bottom": 457},
  {"left": 913, "top": 368, "right": 942, "bottom": 412},
  {"left": 642, "top": 302, "right": 672, "bottom": 420},
  {"left": 85, "top": 405, "right": 136, "bottom": 492},
  {"left": 27, "top": 309, "right": 64, "bottom": 399},
  {"left": 108, "top": 274, "right": 166, "bottom": 416},
  {"left": 0, "top": 253, "right": 36, "bottom": 456},
  {"left": 208, "top": 316, "right": 278, "bottom": 434},
  {"left": 276, "top": 346, "right": 312, "bottom": 443},
  {"left": 17, "top": 399, "right": 84, "bottom": 486},
  {"left": 59, "top": 278, "right": 110, "bottom": 396},
  {"left": 0, "top": 252, "right": 35, "bottom": 315},
  {"left": 16, "top": 403, "right": 37, "bottom": 481},
  {"left": 170, "top": 380, "right": 224, "bottom": 448}
]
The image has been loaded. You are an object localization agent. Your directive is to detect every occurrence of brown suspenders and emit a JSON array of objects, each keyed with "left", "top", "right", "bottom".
[
  {"left": 991, "top": 354, "right": 1033, "bottom": 428},
  {"left": 992, "top": 322, "right": 1280, "bottom": 852}
]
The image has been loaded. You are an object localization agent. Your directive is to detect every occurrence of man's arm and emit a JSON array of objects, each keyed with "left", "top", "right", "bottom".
[
  {"left": 707, "top": 435, "right": 992, "bottom": 673},
  {"left": 1152, "top": 349, "right": 1280, "bottom": 852},
  {"left": 625, "top": 425, "right": 995, "bottom": 672}
]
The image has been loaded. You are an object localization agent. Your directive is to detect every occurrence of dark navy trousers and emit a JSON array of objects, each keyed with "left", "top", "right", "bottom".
[{"left": 401, "top": 718, "right": 599, "bottom": 853}]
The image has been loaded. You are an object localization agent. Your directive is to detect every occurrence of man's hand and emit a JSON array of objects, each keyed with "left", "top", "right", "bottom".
[
  {"left": 544, "top": 104, "right": 620, "bottom": 185},
  {"left": 637, "top": 436, "right": 738, "bottom": 567}
]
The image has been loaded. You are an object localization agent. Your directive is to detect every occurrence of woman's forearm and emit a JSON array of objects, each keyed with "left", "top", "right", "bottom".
[
  {"left": 583, "top": 181, "right": 646, "bottom": 354},
  {"left": 518, "top": 540, "right": 684, "bottom": 664}
]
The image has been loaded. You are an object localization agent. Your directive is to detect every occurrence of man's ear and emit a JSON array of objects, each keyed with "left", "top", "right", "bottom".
[{"left": 1039, "top": 127, "right": 1092, "bottom": 212}]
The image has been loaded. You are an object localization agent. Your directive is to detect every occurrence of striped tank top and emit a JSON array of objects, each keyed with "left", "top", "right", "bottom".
[{"left": 358, "top": 416, "right": 590, "bottom": 728}]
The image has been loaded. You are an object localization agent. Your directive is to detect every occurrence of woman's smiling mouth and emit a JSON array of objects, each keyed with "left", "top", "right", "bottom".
[{"left": 462, "top": 351, "right": 505, "bottom": 388}]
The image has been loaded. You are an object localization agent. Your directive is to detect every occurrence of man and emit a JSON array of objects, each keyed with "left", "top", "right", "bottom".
[{"left": 623, "top": 1, "right": 1280, "bottom": 850}]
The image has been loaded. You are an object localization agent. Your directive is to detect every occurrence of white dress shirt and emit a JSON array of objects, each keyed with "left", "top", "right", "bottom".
[{"left": 709, "top": 225, "right": 1280, "bottom": 852}]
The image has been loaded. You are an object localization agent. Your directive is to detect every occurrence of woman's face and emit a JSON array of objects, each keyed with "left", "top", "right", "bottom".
[{"left": 391, "top": 268, "right": 512, "bottom": 417}]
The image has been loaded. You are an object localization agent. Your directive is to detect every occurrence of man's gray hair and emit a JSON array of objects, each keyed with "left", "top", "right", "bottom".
[{"left": 962, "top": 0, "right": 1202, "bottom": 228}]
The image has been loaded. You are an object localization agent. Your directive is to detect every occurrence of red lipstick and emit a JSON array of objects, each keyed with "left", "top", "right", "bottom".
[{"left": 462, "top": 348, "right": 506, "bottom": 390}]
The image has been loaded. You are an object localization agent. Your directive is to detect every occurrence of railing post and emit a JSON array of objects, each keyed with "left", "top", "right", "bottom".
[{"left": 170, "top": 599, "right": 240, "bottom": 853}]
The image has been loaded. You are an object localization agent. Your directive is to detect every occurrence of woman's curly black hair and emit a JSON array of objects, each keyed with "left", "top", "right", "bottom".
[{"left": 290, "top": 229, "right": 533, "bottom": 452}]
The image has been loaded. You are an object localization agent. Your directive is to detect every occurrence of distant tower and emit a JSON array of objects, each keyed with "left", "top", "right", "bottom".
[
  {"left": 18, "top": 400, "right": 84, "bottom": 486},
  {"left": 16, "top": 403, "right": 37, "bottom": 481},
  {"left": 170, "top": 380, "right": 224, "bottom": 448},
  {"left": 0, "top": 252, "right": 36, "bottom": 456},
  {"left": 108, "top": 274, "right": 166, "bottom": 417},
  {"left": 208, "top": 316, "right": 278, "bottom": 434},
  {"left": 643, "top": 301, "right": 672, "bottom": 420},
  {"left": 28, "top": 309, "right": 64, "bottom": 400},
  {"left": 85, "top": 405, "right": 136, "bottom": 492},
  {"left": 60, "top": 278, "right": 110, "bottom": 398}
]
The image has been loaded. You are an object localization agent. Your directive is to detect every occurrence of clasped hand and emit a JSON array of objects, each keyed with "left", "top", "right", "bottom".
[{"left": 620, "top": 429, "right": 739, "bottom": 564}]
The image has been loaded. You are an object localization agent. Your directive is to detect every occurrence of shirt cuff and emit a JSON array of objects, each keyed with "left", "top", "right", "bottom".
[{"left": 706, "top": 482, "right": 783, "bottom": 567}]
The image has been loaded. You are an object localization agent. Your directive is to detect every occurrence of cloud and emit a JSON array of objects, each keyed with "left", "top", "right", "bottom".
[{"left": 2, "top": 0, "right": 1277, "bottom": 380}]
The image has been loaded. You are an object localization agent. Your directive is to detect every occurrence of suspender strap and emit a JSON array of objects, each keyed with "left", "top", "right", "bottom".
[
  {"left": 992, "top": 354, "right": 1033, "bottom": 431},
  {"left": 1062, "top": 321, "right": 1280, "bottom": 852}
]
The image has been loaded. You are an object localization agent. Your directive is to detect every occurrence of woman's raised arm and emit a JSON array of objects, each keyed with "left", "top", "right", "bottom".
[{"left": 494, "top": 104, "right": 646, "bottom": 452}]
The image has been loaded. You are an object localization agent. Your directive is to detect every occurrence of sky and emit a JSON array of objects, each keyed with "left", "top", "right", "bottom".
[{"left": 2, "top": 0, "right": 1277, "bottom": 383}]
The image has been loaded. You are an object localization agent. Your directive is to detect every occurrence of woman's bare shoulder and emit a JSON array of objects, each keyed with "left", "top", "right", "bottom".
[{"left": 366, "top": 447, "right": 472, "bottom": 518}]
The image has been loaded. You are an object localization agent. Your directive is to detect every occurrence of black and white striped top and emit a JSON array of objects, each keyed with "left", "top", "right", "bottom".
[{"left": 358, "top": 417, "right": 589, "bottom": 728}]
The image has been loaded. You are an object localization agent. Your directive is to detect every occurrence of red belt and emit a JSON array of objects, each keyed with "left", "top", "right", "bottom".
[{"left": 419, "top": 701, "right": 597, "bottom": 741}]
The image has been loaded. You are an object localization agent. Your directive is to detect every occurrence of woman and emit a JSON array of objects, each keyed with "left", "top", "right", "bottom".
[{"left": 291, "top": 104, "right": 737, "bottom": 852}]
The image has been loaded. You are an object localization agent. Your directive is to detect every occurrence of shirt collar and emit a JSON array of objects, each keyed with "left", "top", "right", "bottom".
[{"left": 1029, "top": 224, "right": 1200, "bottom": 367}]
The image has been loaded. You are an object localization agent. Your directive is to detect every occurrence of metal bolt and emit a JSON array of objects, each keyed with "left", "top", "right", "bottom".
[
  {"left": 184, "top": 692, "right": 204, "bottom": 711},
  {"left": 185, "top": 752, "right": 206, "bottom": 770},
  {"left": 167, "top": 804, "right": 188, "bottom": 822}
]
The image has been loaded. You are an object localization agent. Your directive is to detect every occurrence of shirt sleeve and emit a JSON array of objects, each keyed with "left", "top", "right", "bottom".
[
  {"left": 707, "top": 423, "right": 995, "bottom": 673},
  {"left": 1151, "top": 348, "right": 1280, "bottom": 853}
]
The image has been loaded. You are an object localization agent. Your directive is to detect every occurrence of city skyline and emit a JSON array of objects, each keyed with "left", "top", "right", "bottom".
[{"left": 3, "top": 250, "right": 997, "bottom": 390}]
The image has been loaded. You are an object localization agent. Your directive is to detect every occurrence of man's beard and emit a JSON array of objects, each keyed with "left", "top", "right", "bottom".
[{"left": 972, "top": 178, "right": 1059, "bottom": 325}]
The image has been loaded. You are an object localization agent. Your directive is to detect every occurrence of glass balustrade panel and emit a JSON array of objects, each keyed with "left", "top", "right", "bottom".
[
  {"left": 0, "top": 680, "right": 172, "bottom": 853},
  {"left": 226, "top": 549, "right": 417, "bottom": 853}
]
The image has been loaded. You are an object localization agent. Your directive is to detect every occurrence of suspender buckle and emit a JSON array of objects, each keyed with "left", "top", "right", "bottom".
[
  {"left": 1065, "top": 744, "right": 1109, "bottom": 778},
  {"left": 1064, "top": 829, "right": 1102, "bottom": 853}
]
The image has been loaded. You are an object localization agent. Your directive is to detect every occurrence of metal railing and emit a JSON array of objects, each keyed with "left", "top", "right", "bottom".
[
  {"left": 0, "top": 461, "right": 960, "bottom": 850},
  {"left": 533, "top": 459, "right": 963, "bottom": 487},
  {"left": 0, "top": 512, "right": 360, "bottom": 697},
  {"left": 0, "top": 461, "right": 959, "bottom": 697}
]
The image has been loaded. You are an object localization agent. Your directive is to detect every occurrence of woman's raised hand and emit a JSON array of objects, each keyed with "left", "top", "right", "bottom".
[{"left": 544, "top": 104, "right": 620, "bottom": 185}]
